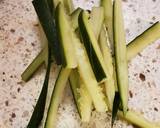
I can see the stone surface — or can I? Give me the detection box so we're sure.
[0,0,160,128]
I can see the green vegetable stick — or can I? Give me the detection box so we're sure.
[113,0,129,114]
[101,0,114,53]
[90,7,104,40]
[118,110,160,128]
[99,26,115,110]
[127,22,160,60]
[45,68,71,128]
[21,46,48,82]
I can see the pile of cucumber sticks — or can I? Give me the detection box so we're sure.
[21,0,160,128]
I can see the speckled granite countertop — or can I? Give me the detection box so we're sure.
[0,0,160,128]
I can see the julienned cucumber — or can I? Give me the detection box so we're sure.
[45,68,71,128]
[69,69,92,122]
[32,0,61,65]
[55,3,77,68]
[90,7,104,40]
[113,0,129,114]
[127,22,160,60]
[78,11,107,83]
[73,31,107,112]
[21,46,48,82]
[27,47,51,128]
[22,16,160,84]
[99,26,115,110]
[21,8,81,81]
[118,110,160,128]
[69,69,81,118]
[101,0,114,53]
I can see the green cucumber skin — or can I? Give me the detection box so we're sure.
[78,11,106,83]
[113,0,129,114]
[55,3,77,68]
[32,0,61,65]
[111,92,121,126]
[27,48,51,128]
[47,0,54,15]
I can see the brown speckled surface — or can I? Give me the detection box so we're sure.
[0,0,160,128]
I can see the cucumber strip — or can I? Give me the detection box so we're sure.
[55,3,77,68]
[27,47,51,128]
[21,46,48,82]
[73,31,108,112]
[99,26,119,125]
[78,11,107,83]
[127,22,160,60]
[101,0,114,53]
[70,69,92,122]
[70,8,82,30]
[118,110,160,128]
[69,69,81,118]
[21,8,81,81]
[99,26,115,110]
[78,79,92,122]
[45,68,71,128]
[32,0,61,65]
[90,7,104,40]
[113,0,129,114]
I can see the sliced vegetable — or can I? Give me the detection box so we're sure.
[101,0,114,53]
[78,79,92,122]
[127,22,160,60]
[27,47,51,128]
[113,0,129,114]
[111,92,121,127]
[69,69,81,118]
[70,8,82,30]
[99,26,115,110]
[45,68,71,128]
[32,0,61,64]
[118,110,160,128]
[21,46,48,82]
[90,7,104,40]
[73,31,107,112]
[55,3,77,68]
[21,21,160,83]
[78,11,107,83]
